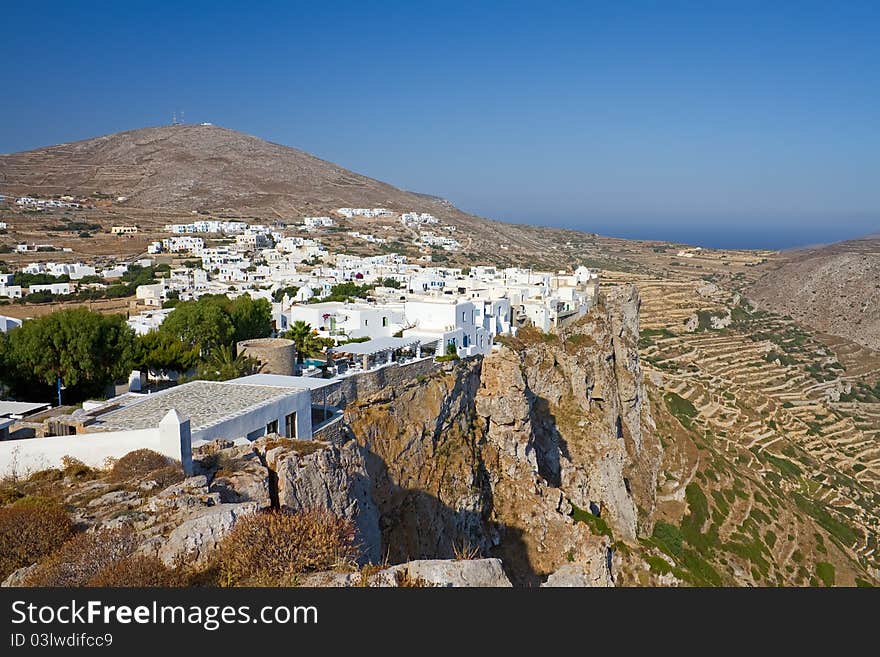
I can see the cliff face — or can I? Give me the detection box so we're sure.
[343,285,661,585]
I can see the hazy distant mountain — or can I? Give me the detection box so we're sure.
[0,124,460,218]
[749,237,880,350]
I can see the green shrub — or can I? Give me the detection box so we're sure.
[815,561,835,587]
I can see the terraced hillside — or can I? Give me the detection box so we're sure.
[607,273,879,586]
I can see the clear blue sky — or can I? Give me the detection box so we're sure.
[2,1,878,248]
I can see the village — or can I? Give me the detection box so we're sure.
[0,200,599,476]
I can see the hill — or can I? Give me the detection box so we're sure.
[0,124,453,218]
[748,237,880,350]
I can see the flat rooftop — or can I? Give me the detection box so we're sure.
[230,374,337,390]
[92,381,306,432]
[0,401,52,419]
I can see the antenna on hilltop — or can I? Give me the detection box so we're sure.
[172,111,178,126]
[180,110,185,124]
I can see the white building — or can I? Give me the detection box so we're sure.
[0,284,23,299]
[303,216,334,229]
[30,282,71,296]
[126,308,174,336]
[86,380,313,445]
[336,208,392,219]
[400,212,439,226]
[135,282,165,308]
[403,298,491,357]
[165,220,248,235]
[235,230,271,251]
[161,236,205,254]
[289,301,404,341]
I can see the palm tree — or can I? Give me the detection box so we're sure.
[196,344,258,381]
[285,321,316,363]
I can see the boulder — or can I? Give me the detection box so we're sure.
[158,502,258,567]
[542,560,613,587]
[263,440,381,563]
[374,559,513,587]
[1,564,38,588]
[207,446,271,507]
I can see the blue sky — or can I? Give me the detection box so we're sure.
[2,1,878,248]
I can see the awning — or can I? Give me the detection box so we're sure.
[334,336,421,356]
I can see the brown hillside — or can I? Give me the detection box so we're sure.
[0,124,445,217]
[749,238,880,351]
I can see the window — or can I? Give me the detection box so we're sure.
[285,412,297,438]
[266,420,278,435]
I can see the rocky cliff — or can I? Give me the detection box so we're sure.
[343,285,661,585]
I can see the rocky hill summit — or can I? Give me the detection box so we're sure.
[0,124,462,219]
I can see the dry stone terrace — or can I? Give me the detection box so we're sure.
[91,381,305,432]
[605,270,880,578]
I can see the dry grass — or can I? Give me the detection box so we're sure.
[86,555,182,587]
[452,540,482,561]
[107,449,184,487]
[0,498,75,581]
[23,528,139,587]
[60,456,99,481]
[393,569,429,587]
[217,508,358,586]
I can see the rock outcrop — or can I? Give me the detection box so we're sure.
[300,558,513,587]
[343,286,661,585]
[157,502,259,566]
[542,561,614,587]
[372,558,513,587]
[258,439,382,564]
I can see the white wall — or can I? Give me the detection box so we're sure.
[0,410,192,478]
[192,392,312,445]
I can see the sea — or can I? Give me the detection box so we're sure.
[550,220,879,251]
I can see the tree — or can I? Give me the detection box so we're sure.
[229,295,273,344]
[193,344,258,381]
[2,308,136,402]
[159,298,235,356]
[317,282,374,303]
[272,285,300,303]
[284,321,316,363]
[159,294,271,356]
[134,332,199,377]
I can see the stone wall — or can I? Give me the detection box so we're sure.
[312,415,347,444]
[237,338,296,375]
[310,357,442,409]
